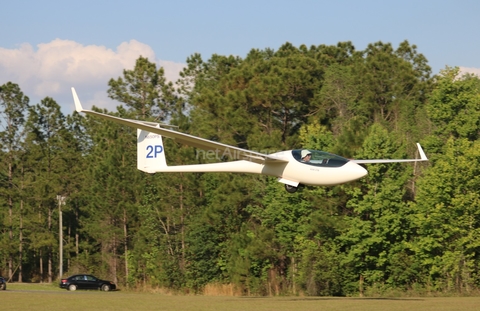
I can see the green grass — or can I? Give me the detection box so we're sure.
[6,282,62,291]
[2,284,480,311]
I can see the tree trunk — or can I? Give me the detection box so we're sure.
[359,274,364,297]
[112,232,118,285]
[39,250,43,283]
[179,180,185,270]
[75,208,79,256]
[8,162,13,280]
[124,208,129,288]
[48,207,53,283]
[18,199,23,282]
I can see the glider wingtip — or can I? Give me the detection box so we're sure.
[71,87,84,113]
[417,143,428,161]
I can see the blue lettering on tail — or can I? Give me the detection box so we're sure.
[146,145,163,158]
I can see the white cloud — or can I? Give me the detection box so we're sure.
[0,39,185,114]
[459,66,480,77]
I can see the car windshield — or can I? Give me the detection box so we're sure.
[292,149,349,167]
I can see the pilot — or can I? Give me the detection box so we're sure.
[301,150,312,162]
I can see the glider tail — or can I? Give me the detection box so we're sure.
[137,129,167,173]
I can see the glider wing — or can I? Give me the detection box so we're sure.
[351,143,428,164]
[72,88,287,164]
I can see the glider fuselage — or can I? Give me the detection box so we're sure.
[142,150,368,187]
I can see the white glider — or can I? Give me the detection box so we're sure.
[72,88,428,193]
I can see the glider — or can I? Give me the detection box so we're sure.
[72,88,428,193]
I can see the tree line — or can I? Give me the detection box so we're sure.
[1,40,480,296]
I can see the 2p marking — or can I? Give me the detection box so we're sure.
[146,145,163,158]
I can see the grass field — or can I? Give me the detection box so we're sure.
[2,283,480,311]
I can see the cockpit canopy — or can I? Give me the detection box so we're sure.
[292,149,349,167]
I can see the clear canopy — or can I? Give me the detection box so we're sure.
[292,149,349,167]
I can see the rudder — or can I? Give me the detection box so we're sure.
[137,129,167,173]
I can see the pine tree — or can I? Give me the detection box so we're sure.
[0,82,29,281]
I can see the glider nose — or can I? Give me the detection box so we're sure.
[348,161,368,181]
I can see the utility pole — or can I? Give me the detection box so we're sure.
[57,195,66,279]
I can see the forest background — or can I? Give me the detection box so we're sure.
[1,40,480,297]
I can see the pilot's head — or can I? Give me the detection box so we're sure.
[301,150,311,160]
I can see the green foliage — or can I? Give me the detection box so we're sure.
[337,125,417,293]
[108,56,176,120]
[427,67,480,141]
[410,138,480,292]
[298,121,335,151]
[0,82,30,279]
[3,40,480,297]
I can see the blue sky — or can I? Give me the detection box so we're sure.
[1,0,479,114]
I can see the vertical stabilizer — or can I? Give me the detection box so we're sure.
[137,129,167,173]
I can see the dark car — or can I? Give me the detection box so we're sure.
[0,277,6,290]
[59,274,116,291]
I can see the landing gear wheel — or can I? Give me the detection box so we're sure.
[285,184,298,193]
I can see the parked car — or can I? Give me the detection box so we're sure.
[59,274,116,291]
[0,277,6,290]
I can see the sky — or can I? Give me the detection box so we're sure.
[1,0,479,115]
